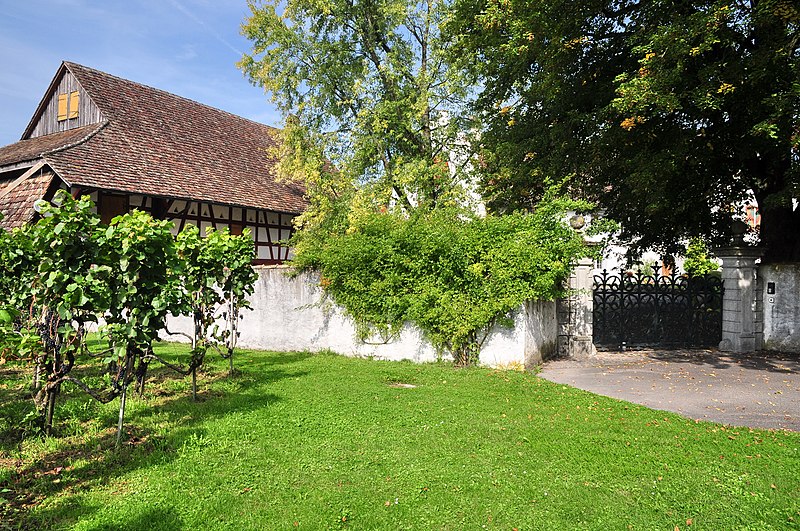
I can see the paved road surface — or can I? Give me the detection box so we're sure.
[539,349,800,431]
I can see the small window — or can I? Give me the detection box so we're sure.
[56,91,80,121]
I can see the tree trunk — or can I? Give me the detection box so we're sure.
[43,384,58,436]
[136,360,149,398]
[227,300,236,376]
[192,310,199,400]
[115,348,137,448]
[32,356,44,393]
[43,343,63,436]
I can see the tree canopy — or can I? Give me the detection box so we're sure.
[240,0,475,220]
[239,0,603,365]
[449,0,800,262]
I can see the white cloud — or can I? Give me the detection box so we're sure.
[175,43,199,61]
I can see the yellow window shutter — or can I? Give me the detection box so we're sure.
[57,94,68,121]
[68,91,80,119]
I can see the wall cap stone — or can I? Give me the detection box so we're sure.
[713,246,765,258]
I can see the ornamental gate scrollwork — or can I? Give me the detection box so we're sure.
[592,270,723,350]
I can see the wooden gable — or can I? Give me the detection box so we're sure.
[24,68,103,140]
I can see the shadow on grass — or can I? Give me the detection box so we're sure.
[86,506,186,531]
[14,493,186,531]
[0,349,316,529]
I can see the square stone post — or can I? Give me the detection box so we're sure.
[557,215,598,359]
[715,246,763,353]
[558,255,596,359]
[570,256,596,359]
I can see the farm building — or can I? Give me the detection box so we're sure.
[0,61,306,264]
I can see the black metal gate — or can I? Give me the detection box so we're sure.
[593,270,723,350]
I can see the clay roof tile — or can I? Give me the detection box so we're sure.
[0,62,307,215]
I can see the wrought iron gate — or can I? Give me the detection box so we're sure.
[593,270,723,350]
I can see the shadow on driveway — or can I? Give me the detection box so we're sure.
[539,349,800,431]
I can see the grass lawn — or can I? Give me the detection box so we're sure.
[1,343,798,530]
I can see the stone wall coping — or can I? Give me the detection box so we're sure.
[253,264,294,270]
[713,246,765,258]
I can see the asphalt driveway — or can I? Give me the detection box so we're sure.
[539,349,800,431]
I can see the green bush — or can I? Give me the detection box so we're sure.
[684,238,720,277]
[293,192,601,366]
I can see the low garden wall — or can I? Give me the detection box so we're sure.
[166,266,558,368]
[759,263,800,353]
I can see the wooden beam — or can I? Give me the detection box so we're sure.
[0,160,47,202]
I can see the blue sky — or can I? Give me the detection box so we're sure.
[0,0,281,146]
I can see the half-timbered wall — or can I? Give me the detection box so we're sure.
[162,198,295,263]
[28,72,103,139]
[84,190,296,265]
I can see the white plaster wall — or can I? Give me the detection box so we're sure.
[165,266,558,367]
[759,264,800,353]
[524,299,558,367]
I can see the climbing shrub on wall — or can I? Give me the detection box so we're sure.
[292,191,604,366]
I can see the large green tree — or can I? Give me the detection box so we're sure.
[239,0,605,365]
[450,0,800,262]
[239,0,474,224]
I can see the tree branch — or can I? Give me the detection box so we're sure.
[163,325,193,343]
[62,376,121,404]
[141,352,193,376]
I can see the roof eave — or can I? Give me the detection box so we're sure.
[0,159,41,175]
[64,183,304,216]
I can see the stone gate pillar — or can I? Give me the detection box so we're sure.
[715,244,764,353]
[571,256,596,358]
[558,255,596,359]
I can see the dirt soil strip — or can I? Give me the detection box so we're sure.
[539,349,800,431]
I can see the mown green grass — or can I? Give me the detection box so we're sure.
[1,343,798,530]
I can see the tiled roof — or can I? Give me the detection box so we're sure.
[0,124,103,167]
[0,170,55,229]
[0,62,307,215]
